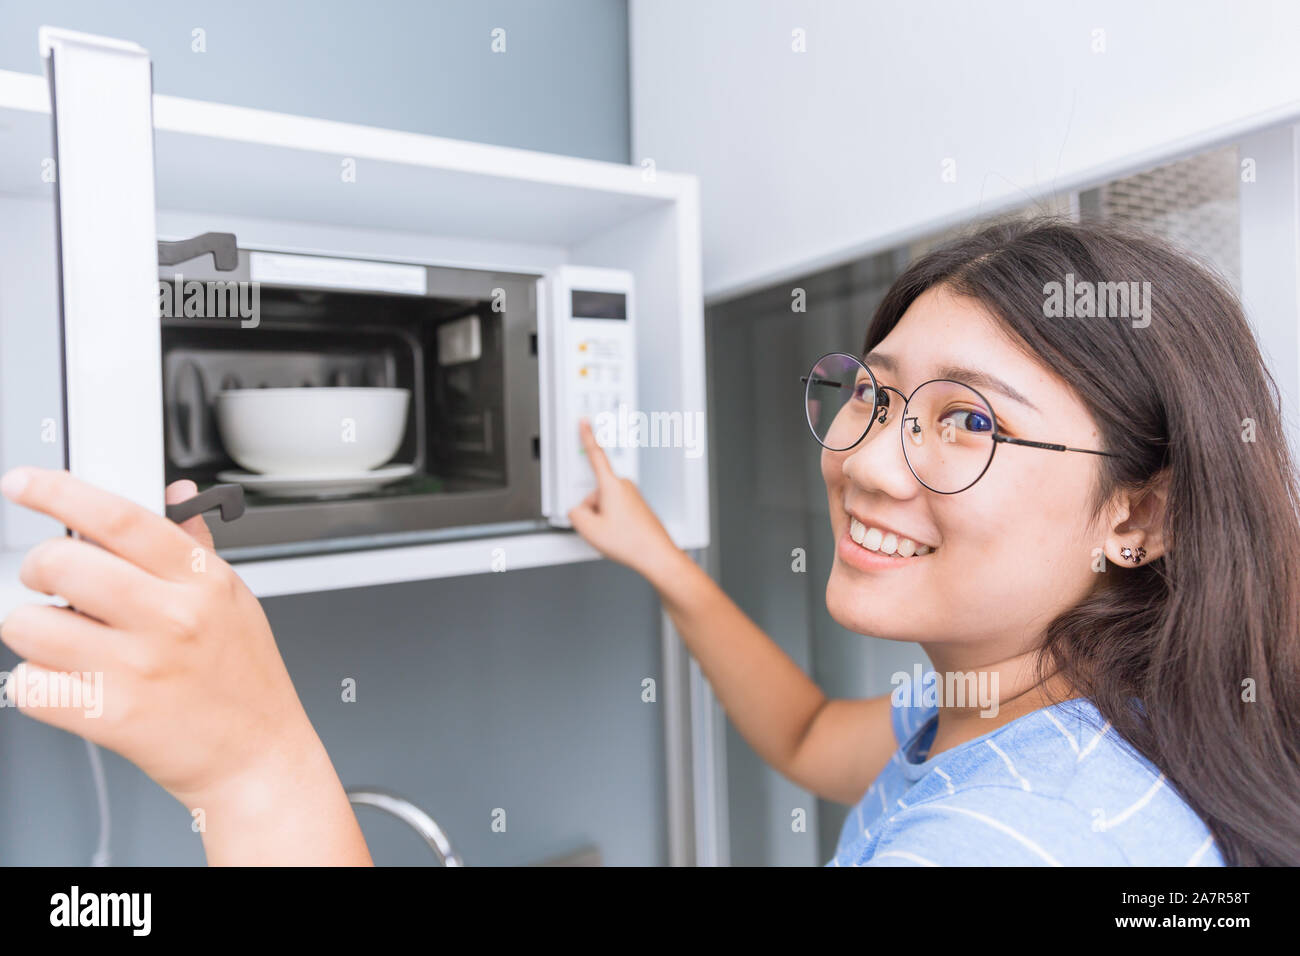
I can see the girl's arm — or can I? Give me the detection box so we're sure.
[0,469,373,865]
[567,422,896,805]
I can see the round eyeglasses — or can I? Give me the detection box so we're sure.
[801,351,1118,494]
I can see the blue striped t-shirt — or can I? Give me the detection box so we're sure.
[827,671,1224,866]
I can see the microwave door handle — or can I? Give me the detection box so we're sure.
[158,232,239,270]
[165,482,246,525]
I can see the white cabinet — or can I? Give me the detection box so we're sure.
[630,0,1300,300]
[0,30,708,615]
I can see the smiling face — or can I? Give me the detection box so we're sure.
[823,284,1111,658]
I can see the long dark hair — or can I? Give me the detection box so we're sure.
[864,215,1300,865]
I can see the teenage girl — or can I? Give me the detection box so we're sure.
[4,217,1297,864]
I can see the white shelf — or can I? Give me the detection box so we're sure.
[0,68,684,244]
[234,530,600,598]
[0,514,699,618]
[0,532,597,620]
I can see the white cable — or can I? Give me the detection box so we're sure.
[84,737,111,867]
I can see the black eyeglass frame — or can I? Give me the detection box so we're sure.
[801,351,1119,494]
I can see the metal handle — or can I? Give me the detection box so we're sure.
[166,483,245,525]
[158,232,238,271]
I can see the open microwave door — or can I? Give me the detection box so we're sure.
[41,27,165,516]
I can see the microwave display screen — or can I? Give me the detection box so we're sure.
[570,289,626,320]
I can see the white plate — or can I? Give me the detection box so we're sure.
[217,464,416,498]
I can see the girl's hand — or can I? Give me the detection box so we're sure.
[566,419,683,579]
[0,468,322,813]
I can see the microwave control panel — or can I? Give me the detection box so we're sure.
[542,266,638,527]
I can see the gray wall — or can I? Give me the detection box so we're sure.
[0,0,629,163]
[0,0,666,867]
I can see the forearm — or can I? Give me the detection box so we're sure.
[185,719,373,866]
[644,547,829,777]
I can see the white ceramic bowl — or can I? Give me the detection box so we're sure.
[214,387,410,476]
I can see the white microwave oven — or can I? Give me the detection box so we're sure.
[126,243,640,558]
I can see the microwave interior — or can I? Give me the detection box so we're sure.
[159,259,544,559]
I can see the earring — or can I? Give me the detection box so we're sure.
[1119,546,1147,564]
